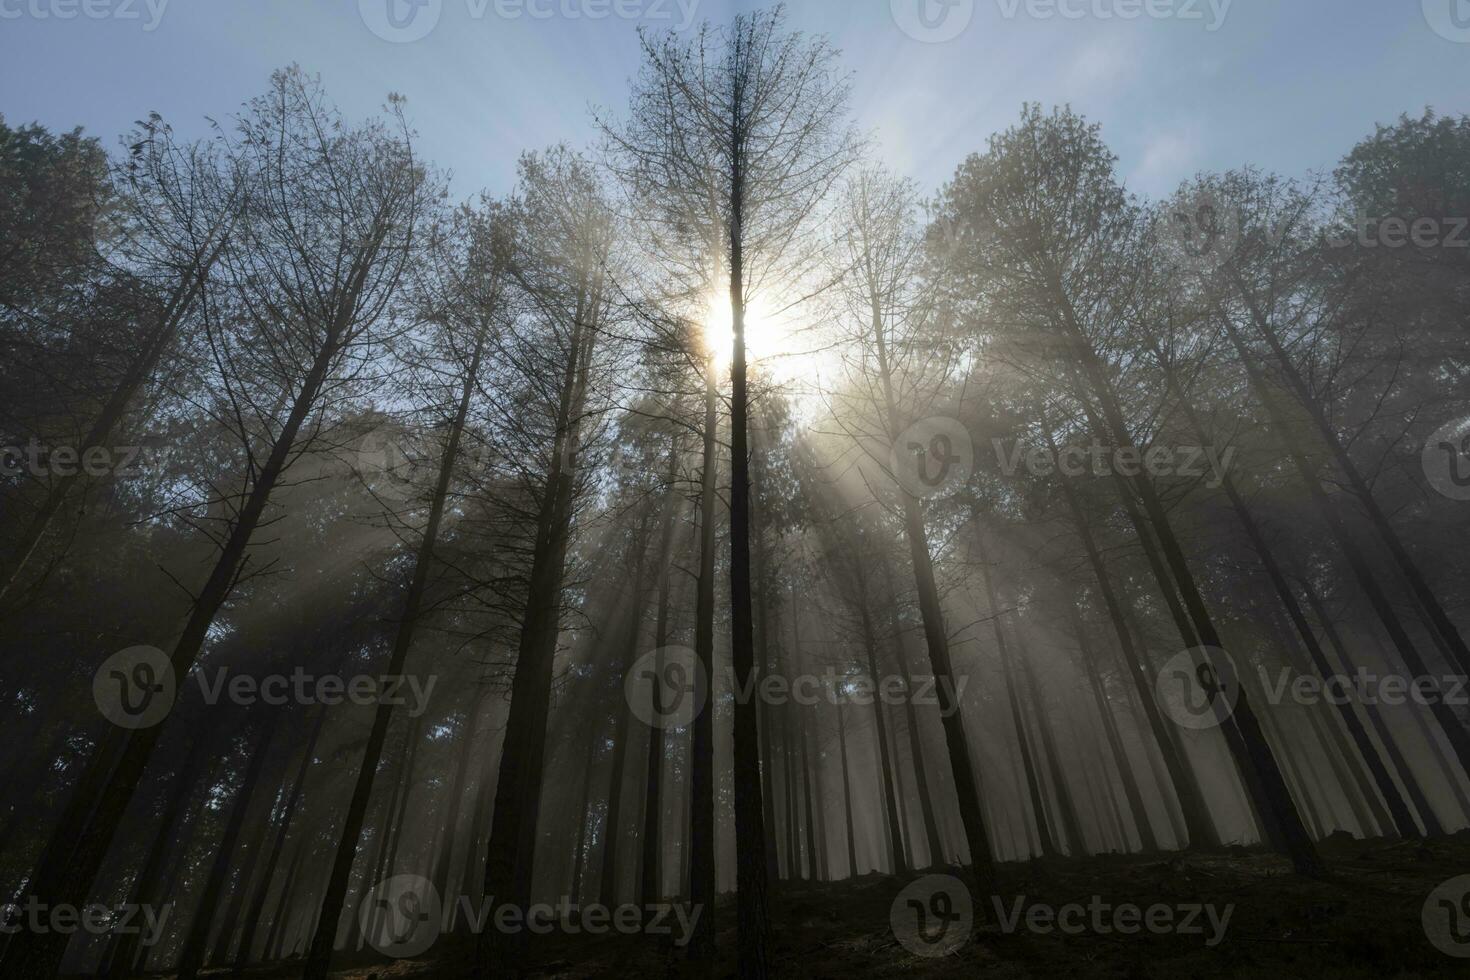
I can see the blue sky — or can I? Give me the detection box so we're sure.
[1,0,1467,202]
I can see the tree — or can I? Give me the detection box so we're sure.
[1,67,433,978]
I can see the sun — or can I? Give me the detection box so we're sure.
[702,290,783,372]
[699,289,842,418]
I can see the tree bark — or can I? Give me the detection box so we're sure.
[176,713,280,979]
[305,325,487,979]
[685,353,719,961]
[233,702,327,972]
[2,323,342,979]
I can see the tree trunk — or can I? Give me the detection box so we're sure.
[598,512,652,908]
[881,561,947,868]
[233,702,327,972]
[264,822,309,962]
[974,551,1060,858]
[1069,602,1160,852]
[640,440,683,907]
[478,264,602,975]
[1051,321,1321,871]
[726,147,773,977]
[853,581,907,874]
[176,714,280,979]
[571,723,599,905]
[101,731,211,978]
[685,353,719,961]
[2,322,343,979]
[305,325,487,979]
[1233,279,1470,675]
[1217,313,1470,777]
[431,690,486,904]
[834,698,859,877]
[0,226,229,607]
[1046,435,1218,850]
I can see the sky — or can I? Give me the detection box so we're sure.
[1,0,1467,204]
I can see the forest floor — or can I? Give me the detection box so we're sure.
[184,830,1470,979]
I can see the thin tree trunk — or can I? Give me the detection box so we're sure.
[1232,281,1470,675]
[264,825,309,962]
[834,698,859,877]
[1069,601,1159,852]
[305,325,487,979]
[233,702,327,972]
[684,352,720,960]
[1161,349,1415,839]
[640,440,682,908]
[3,321,344,979]
[571,724,599,905]
[853,581,907,874]
[727,146,772,975]
[598,512,652,908]
[479,264,602,975]
[753,535,782,887]
[431,690,486,903]
[176,714,280,979]
[1217,312,1470,777]
[792,597,820,880]
[0,226,230,607]
[881,563,946,868]
[101,732,211,979]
